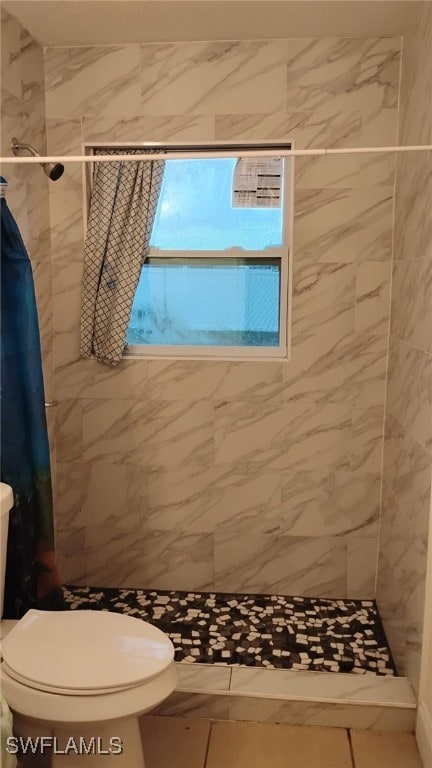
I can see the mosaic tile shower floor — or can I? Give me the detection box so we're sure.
[64,586,396,676]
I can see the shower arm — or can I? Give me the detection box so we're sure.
[10,137,65,181]
[11,138,39,158]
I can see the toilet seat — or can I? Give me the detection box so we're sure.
[1,609,174,696]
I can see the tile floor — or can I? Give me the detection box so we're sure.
[64,586,396,675]
[139,716,424,768]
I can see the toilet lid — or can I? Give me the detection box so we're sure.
[2,610,174,695]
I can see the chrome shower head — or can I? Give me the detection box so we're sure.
[11,137,65,181]
[42,162,65,181]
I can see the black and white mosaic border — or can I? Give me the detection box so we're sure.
[63,586,396,676]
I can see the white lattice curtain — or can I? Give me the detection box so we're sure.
[80,149,165,366]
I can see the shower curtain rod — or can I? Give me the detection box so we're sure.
[1,144,432,164]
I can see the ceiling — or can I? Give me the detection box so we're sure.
[2,0,422,46]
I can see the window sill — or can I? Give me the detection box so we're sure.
[122,348,289,364]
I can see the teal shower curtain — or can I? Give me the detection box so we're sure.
[0,177,64,618]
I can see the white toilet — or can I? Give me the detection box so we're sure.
[0,483,178,767]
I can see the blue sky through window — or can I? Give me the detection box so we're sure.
[150,158,283,251]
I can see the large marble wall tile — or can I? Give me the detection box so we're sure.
[52,261,83,337]
[214,400,351,470]
[31,260,53,358]
[82,114,215,143]
[285,38,400,111]
[50,190,85,262]
[143,400,214,468]
[386,339,432,455]
[56,399,82,462]
[147,360,283,403]
[292,109,398,186]
[291,263,356,336]
[294,155,361,190]
[49,194,82,368]
[378,482,410,578]
[147,464,281,535]
[398,3,432,145]
[283,334,386,406]
[404,614,425,699]
[215,111,312,143]
[358,153,395,188]
[26,181,51,262]
[81,397,214,468]
[383,414,431,549]
[350,405,384,472]
[214,531,347,597]
[56,359,148,402]
[391,257,432,354]
[19,30,47,154]
[377,482,429,691]
[294,188,393,263]
[81,462,148,528]
[55,462,89,529]
[393,153,432,262]
[1,8,22,106]
[280,469,380,538]
[296,154,393,192]
[147,465,220,532]
[377,552,408,674]
[395,545,428,696]
[215,108,362,148]
[85,527,213,590]
[347,538,377,598]
[360,109,398,146]
[355,262,391,336]
[81,398,148,464]
[46,118,83,191]
[56,527,86,585]
[146,361,227,401]
[45,45,141,118]
[140,41,286,115]
[54,330,81,370]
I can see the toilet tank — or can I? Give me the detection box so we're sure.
[0,484,13,618]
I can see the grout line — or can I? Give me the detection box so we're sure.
[347,729,357,768]
[203,720,214,768]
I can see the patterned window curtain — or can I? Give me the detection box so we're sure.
[80,150,165,366]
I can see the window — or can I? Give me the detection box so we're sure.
[90,143,292,359]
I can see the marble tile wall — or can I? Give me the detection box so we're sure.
[43,36,401,596]
[376,2,432,696]
[0,11,56,476]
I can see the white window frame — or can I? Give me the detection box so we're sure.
[84,142,294,362]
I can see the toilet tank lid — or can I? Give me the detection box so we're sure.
[0,484,13,517]
[2,609,174,692]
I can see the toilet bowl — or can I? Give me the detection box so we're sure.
[0,483,177,765]
[1,609,178,767]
